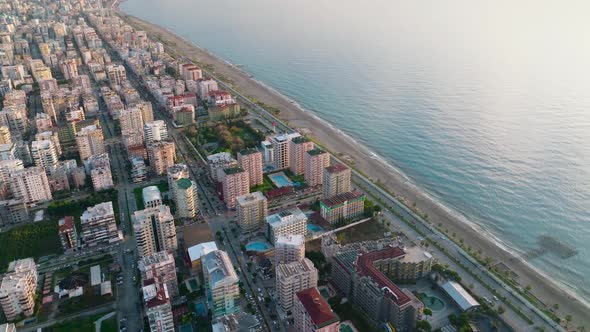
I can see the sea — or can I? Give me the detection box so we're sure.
[120,0,590,303]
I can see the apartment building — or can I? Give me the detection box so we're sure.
[294,287,340,332]
[276,258,318,312]
[202,250,240,318]
[207,152,237,182]
[304,149,330,187]
[0,258,38,321]
[9,166,52,205]
[275,234,305,265]
[120,107,145,134]
[144,120,168,144]
[265,207,307,244]
[30,139,58,172]
[322,164,351,199]
[76,124,105,160]
[237,148,263,186]
[132,205,177,258]
[142,186,163,208]
[289,136,314,176]
[138,251,178,297]
[80,202,119,247]
[236,191,268,233]
[319,190,366,224]
[58,216,79,252]
[142,281,175,332]
[147,141,176,176]
[221,167,249,209]
[174,178,198,219]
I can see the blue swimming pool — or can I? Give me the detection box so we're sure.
[246,241,272,252]
[268,172,293,188]
[307,224,323,233]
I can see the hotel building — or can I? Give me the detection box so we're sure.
[236,191,268,233]
[320,190,366,224]
[202,250,240,317]
[289,136,314,176]
[237,148,263,186]
[294,287,340,332]
[322,164,351,199]
[0,258,38,321]
[266,207,307,244]
[276,258,318,312]
[304,149,330,187]
[275,234,305,265]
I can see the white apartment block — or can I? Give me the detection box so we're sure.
[276,258,318,311]
[148,141,176,176]
[106,64,126,86]
[9,166,52,205]
[269,132,302,170]
[174,178,198,219]
[91,167,114,191]
[35,130,62,157]
[144,120,168,144]
[221,167,249,209]
[31,139,58,172]
[304,149,330,187]
[275,234,305,265]
[207,152,237,182]
[167,163,189,200]
[0,258,38,322]
[132,205,177,258]
[236,191,268,233]
[322,164,352,199]
[120,107,145,134]
[80,202,119,247]
[202,250,240,318]
[76,124,105,160]
[143,186,162,208]
[197,79,219,99]
[265,207,307,244]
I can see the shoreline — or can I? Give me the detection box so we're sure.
[118,11,590,327]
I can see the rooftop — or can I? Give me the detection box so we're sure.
[291,136,310,144]
[58,216,75,232]
[202,250,238,287]
[266,207,307,228]
[239,148,260,156]
[176,178,193,190]
[236,191,266,205]
[296,287,339,328]
[223,167,245,175]
[276,258,316,279]
[320,190,365,208]
[440,281,479,311]
[276,234,305,247]
[307,148,326,156]
[187,241,218,262]
[325,163,349,174]
[142,186,162,203]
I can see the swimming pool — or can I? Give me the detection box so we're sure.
[307,223,323,233]
[268,172,293,188]
[246,241,272,252]
[418,293,445,311]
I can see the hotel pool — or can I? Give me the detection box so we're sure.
[246,241,272,252]
[418,293,445,311]
[268,172,293,188]
[307,223,323,233]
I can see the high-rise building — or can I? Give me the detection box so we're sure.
[136,101,154,123]
[320,190,366,225]
[106,64,126,86]
[60,59,79,80]
[322,164,351,199]
[9,166,52,205]
[276,258,318,312]
[142,281,175,332]
[76,124,105,160]
[275,234,305,265]
[0,258,38,321]
[221,167,249,209]
[289,137,314,176]
[0,126,11,144]
[132,205,177,258]
[34,113,54,133]
[130,156,147,183]
[58,216,79,252]
[31,139,59,171]
[0,323,16,332]
[202,250,240,318]
[147,141,176,176]
[142,186,163,208]
[294,287,340,332]
[269,134,291,170]
[207,152,237,182]
[265,207,307,244]
[167,163,189,201]
[304,149,330,187]
[236,191,268,233]
[35,130,62,157]
[80,202,119,247]
[144,120,168,144]
[237,148,263,186]
[174,178,198,219]
[91,166,114,191]
[120,107,144,134]
[196,79,219,99]
[138,251,178,297]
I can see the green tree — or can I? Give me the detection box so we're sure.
[497,305,505,315]
[416,320,432,331]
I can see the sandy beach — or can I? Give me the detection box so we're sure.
[119,12,589,328]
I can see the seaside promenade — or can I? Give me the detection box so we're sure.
[115,9,588,330]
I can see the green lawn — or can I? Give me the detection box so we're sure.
[101,316,118,332]
[47,190,120,227]
[250,174,275,193]
[133,181,169,210]
[0,220,62,271]
[49,314,104,332]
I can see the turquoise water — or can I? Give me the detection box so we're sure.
[418,293,446,311]
[121,0,590,302]
[268,172,293,188]
[246,241,272,252]
[307,223,323,233]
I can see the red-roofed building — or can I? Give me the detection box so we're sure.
[142,280,175,332]
[319,190,365,224]
[58,216,78,251]
[294,287,339,332]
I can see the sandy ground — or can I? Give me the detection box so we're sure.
[120,13,589,328]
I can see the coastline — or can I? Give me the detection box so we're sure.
[118,11,590,327]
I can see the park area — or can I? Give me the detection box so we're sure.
[186,120,265,154]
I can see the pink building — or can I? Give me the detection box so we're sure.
[294,287,340,332]
[304,149,330,187]
[290,137,314,176]
[221,167,249,209]
[237,148,263,186]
